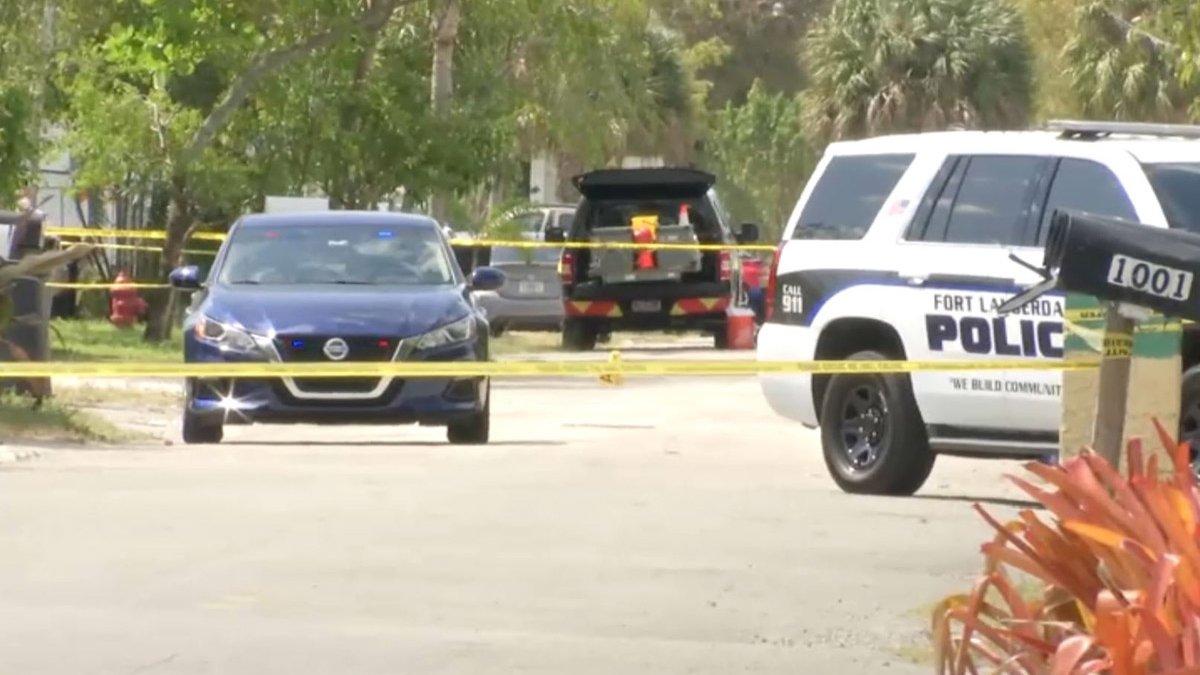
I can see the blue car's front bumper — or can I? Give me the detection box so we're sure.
[185,339,487,427]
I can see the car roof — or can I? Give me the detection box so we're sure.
[828,127,1200,164]
[235,210,440,229]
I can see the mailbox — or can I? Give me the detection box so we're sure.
[1042,209,1200,322]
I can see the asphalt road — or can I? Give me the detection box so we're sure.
[0,347,1039,675]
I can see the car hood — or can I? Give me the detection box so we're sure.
[200,285,471,337]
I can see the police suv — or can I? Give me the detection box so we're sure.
[756,120,1200,496]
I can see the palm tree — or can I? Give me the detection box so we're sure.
[801,0,1034,141]
[1063,0,1197,122]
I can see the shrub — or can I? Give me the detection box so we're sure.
[933,419,1200,674]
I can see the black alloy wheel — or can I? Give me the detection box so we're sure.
[819,350,936,496]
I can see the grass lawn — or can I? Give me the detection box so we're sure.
[45,319,704,363]
[0,392,142,444]
[50,319,181,362]
[48,319,567,361]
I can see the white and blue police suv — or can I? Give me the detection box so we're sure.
[756,120,1200,496]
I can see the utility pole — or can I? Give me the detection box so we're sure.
[28,0,56,205]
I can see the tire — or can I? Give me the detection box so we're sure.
[713,324,730,350]
[448,379,490,445]
[182,409,223,445]
[1178,366,1200,479]
[818,349,935,496]
[562,319,597,351]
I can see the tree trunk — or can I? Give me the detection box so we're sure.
[142,175,191,343]
[428,0,461,224]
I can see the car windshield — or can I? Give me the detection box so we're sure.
[217,222,457,286]
[1143,162,1200,235]
[490,245,561,265]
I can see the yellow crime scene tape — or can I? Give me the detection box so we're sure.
[0,357,1103,379]
[81,242,217,256]
[47,227,227,242]
[46,227,778,252]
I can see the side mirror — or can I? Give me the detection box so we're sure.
[736,223,761,244]
[470,266,506,292]
[544,226,566,243]
[169,265,202,290]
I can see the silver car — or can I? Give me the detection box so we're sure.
[474,243,564,336]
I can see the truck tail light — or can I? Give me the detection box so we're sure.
[765,242,784,321]
[558,250,575,284]
[719,249,732,282]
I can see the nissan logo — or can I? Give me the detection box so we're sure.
[323,337,350,361]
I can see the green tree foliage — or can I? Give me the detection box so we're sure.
[649,0,832,107]
[1063,0,1199,121]
[58,0,405,340]
[704,79,812,239]
[0,0,46,203]
[0,86,36,204]
[801,0,1034,141]
[1011,0,1080,120]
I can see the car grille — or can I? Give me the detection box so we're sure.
[273,335,400,398]
[274,335,397,362]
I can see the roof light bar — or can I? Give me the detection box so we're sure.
[1047,119,1200,140]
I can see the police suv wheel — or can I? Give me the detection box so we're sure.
[1178,366,1200,479]
[818,350,935,496]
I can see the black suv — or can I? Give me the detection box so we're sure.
[547,167,760,350]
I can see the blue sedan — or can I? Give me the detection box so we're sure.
[167,211,506,445]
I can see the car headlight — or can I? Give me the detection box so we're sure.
[194,315,262,354]
[413,315,476,351]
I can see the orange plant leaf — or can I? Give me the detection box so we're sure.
[1077,659,1114,674]
[982,542,1059,588]
[1010,474,1089,523]
[1050,635,1096,675]
[1151,417,1193,488]
[1064,520,1130,549]
[1082,453,1170,553]
[1095,602,1136,674]
[1129,437,1147,480]
[1143,610,1184,672]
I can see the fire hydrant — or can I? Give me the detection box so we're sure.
[109,270,147,329]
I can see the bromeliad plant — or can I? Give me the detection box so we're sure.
[933,420,1200,675]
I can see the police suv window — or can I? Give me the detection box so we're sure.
[1143,163,1200,235]
[937,155,1044,246]
[790,154,914,240]
[1037,158,1137,245]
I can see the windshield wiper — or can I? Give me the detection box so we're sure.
[227,279,261,285]
[329,280,376,285]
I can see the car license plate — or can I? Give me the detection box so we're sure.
[518,281,545,294]
[631,300,661,313]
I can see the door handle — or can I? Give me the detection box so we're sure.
[901,274,927,286]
